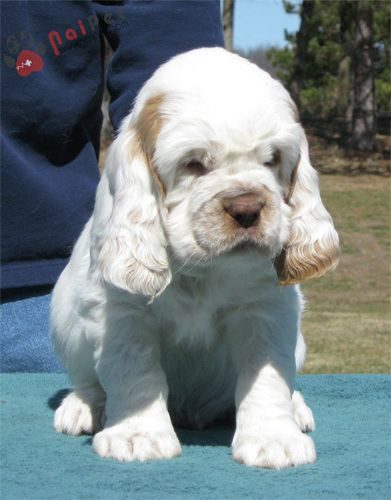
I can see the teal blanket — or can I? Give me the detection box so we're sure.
[1,374,389,499]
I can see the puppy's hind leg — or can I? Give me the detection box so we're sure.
[52,325,106,436]
[292,390,315,433]
[52,311,106,435]
[54,383,106,436]
[51,282,106,435]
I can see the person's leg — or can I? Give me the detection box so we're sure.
[1,286,64,372]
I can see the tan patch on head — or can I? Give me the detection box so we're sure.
[133,94,166,196]
[135,94,165,159]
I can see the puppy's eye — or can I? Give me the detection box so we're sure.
[264,151,281,168]
[185,160,207,176]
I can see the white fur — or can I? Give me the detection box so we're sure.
[51,48,338,469]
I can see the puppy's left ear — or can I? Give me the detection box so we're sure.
[274,133,339,285]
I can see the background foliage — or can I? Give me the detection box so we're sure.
[267,0,390,120]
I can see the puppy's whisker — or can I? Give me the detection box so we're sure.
[181,253,206,275]
[173,252,199,275]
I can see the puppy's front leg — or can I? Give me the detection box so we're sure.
[92,312,181,462]
[231,318,316,469]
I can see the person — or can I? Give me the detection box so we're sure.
[1,0,224,372]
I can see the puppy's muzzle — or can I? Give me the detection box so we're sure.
[223,194,265,229]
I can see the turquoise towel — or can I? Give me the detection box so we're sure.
[1,374,389,499]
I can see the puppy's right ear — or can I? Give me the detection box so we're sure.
[92,105,171,298]
[274,132,339,285]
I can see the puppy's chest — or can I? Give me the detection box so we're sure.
[155,283,223,346]
[153,266,265,347]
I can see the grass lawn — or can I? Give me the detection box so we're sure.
[301,174,390,373]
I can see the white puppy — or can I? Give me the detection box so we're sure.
[51,48,339,469]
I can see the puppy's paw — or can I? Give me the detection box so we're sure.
[292,390,316,433]
[232,428,316,469]
[92,426,182,462]
[54,390,104,436]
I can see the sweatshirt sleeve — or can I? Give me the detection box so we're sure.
[93,0,224,130]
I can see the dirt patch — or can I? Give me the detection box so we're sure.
[308,134,390,176]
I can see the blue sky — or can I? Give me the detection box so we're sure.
[230,0,300,50]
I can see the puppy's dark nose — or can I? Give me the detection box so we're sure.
[223,194,264,229]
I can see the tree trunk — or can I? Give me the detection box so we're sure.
[289,0,315,110]
[339,0,355,134]
[351,1,376,151]
[223,0,235,52]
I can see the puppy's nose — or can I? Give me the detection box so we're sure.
[223,194,264,229]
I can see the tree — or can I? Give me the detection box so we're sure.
[339,0,355,131]
[267,0,389,151]
[289,0,315,109]
[223,0,235,51]
[268,0,343,118]
[350,1,377,151]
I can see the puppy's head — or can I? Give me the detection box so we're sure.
[97,48,339,297]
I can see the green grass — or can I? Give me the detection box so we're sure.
[300,175,390,373]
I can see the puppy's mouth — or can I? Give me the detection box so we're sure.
[224,236,271,257]
[200,228,273,260]
[230,239,258,251]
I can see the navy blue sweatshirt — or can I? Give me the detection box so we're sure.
[1,0,224,290]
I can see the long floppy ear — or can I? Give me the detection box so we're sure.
[274,133,339,285]
[94,97,171,298]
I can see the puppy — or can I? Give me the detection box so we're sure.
[51,48,339,469]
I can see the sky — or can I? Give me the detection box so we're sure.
[231,0,300,50]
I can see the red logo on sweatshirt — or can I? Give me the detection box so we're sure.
[16,50,44,77]
[6,12,128,77]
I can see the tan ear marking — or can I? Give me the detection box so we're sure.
[274,241,339,286]
[133,93,167,196]
[284,155,300,204]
